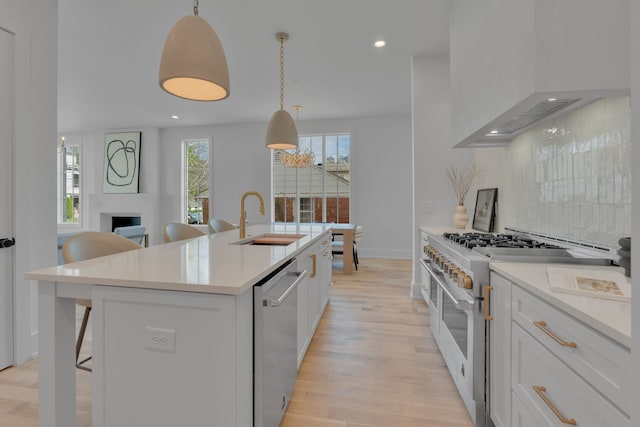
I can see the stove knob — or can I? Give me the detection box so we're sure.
[458,274,473,289]
[451,268,461,280]
[448,265,456,277]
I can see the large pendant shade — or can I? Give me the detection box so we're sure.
[266,109,298,150]
[159,15,230,101]
[265,32,298,150]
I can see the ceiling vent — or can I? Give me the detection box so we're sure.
[492,98,581,135]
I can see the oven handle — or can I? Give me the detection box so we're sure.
[420,258,473,311]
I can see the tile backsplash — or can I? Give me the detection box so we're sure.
[474,96,631,248]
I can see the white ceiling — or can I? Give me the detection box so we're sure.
[58,0,452,133]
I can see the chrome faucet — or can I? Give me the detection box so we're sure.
[240,191,265,239]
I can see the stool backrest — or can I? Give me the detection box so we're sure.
[162,222,205,243]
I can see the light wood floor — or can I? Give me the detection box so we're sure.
[0,258,472,427]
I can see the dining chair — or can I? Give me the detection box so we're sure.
[162,222,205,243]
[208,218,237,234]
[62,231,142,371]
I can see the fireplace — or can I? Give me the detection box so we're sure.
[89,193,160,245]
[110,216,141,232]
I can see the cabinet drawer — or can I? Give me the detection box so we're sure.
[511,286,630,415]
[512,391,551,427]
[512,323,630,427]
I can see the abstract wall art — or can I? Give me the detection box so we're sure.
[103,131,141,193]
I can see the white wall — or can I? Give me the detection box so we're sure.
[411,54,473,297]
[64,115,412,257]
[1,0,58,363]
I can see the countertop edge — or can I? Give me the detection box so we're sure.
[490,262,631,349]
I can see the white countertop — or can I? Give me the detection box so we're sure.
[26,224,332,296]
[490,262,631,348]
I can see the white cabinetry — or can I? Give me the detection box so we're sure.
[317,234,332,310]
[488,273,511,427]
[489,272,630,427]
[450,0,629,147]
[92,286,253,427]
[296,246,313,367]
[297,231,332,367]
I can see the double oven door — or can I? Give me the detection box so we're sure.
[420,257,478,423]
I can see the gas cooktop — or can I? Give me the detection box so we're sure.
[442,232,563,250]
[442,232,613,265]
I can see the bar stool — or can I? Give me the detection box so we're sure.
[62,232,142,371]
[207,218,237,234]
[162,222,205,242]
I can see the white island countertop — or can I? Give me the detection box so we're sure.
[490,262,631,348]
[26,223,332,295]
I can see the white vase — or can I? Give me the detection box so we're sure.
[453,204,469,229]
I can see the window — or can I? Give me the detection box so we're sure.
[273,133,350,223]
[183,139,209,224]
[57,144,81,224]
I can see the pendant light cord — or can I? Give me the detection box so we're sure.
[279,35,285,110]
[193,0,199,16]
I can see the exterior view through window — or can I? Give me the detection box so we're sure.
[273,133,350,223]
[57,144,80,224]
[183,139,209,225]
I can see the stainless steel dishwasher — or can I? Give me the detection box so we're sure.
[254,258,307,427]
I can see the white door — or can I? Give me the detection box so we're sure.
[0,27,15,370]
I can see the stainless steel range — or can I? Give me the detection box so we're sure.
[419,228,613,427]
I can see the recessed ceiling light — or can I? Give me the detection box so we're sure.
[489,130,499,134]
[374,40,386,48]
[547,98,557,102]
[171,115,179,119]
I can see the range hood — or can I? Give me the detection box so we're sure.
[452,90,626,148]
[449,0,629,149]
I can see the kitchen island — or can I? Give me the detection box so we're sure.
[25,223,332,427]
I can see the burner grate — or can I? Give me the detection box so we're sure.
[443,232,563,250]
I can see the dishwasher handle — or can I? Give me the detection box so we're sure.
[267,270,308,307]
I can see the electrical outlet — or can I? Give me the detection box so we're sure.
[145,327,176,352]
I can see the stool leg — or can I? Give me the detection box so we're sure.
[76,306,93,372]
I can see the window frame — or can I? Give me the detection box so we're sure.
[57,142,81,226]
[271,132,351,224]
[181,138,211,225]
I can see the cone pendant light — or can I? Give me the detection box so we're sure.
[159,0,230,101]
[266,33,298,150]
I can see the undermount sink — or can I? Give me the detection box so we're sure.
[232,234,306,246]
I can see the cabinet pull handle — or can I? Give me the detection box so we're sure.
[483,285,493,320]
[310,254,317,278]
[532,385,577,425]
[533,321,577,348]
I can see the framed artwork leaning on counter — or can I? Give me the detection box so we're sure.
[472,188,497,232]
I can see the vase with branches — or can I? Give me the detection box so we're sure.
[447,164,479,228]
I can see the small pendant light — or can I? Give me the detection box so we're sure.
[266,32,298,150]
[159,0,230,101]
